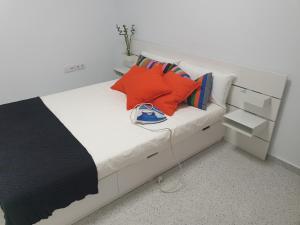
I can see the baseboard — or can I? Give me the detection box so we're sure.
[267,154,300,176]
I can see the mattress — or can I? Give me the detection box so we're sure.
[41,80,225,179]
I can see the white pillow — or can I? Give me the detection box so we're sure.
[178,62,210,80]
[141,51,180,64]
[178,61,236,108]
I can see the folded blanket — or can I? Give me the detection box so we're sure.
[0,98,98,225]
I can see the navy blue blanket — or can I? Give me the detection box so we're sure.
[0,98,98,225]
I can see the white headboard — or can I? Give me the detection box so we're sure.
[132,39,287,159]
[132,39,286,98]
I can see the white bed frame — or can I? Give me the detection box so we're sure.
[0,39,287,225]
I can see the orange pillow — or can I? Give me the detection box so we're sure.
[111,65,147,94]
[152,71,201,116]
[124,64,171,110]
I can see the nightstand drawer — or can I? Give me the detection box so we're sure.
[225,128,269,160]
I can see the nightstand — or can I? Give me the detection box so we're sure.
[113,66,130,76]
[223,107,270,160]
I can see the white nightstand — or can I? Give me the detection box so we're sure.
[223,108,270,160]
[114,66,130,76]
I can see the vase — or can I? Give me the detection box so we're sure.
[123,54,138,68]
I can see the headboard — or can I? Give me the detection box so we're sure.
[132,39,288,159]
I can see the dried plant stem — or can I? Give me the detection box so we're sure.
[116,24,136,56]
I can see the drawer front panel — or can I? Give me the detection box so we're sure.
[174,122,225,161]
[37,174,119,225]
[118,147,173,195]
[225,129,269,160]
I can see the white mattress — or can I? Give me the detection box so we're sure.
[42,80,225,179]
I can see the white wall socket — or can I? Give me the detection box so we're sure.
[64,64,86,73]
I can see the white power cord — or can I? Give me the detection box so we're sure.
[130,104,184,193]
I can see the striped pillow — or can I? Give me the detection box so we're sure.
[136,55,176,73]
[187,73,213,110]
[170,66,191,79]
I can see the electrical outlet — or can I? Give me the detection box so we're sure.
[64,64,86,73]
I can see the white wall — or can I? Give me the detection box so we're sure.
[0,0,117,104]
[115,0,300,168]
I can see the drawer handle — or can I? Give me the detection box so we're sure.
[202,126,210,131]
[147,152,159,159]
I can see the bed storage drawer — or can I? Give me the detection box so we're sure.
[118,148,174,195]
[36,174,119,225]
[118,121,224,195]
[174,121,225,161]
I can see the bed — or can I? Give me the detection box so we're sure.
[0,80,225,225]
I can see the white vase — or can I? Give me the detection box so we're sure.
[123,54,138,68]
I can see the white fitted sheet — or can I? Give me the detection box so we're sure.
[41,80,225,179]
